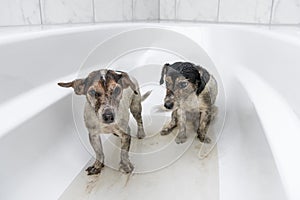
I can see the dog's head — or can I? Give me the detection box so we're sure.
[159,62,209,110]
[58,69,138,124]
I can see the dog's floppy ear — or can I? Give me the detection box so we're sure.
[58,79,86,95]
[196,69,210,95]
[159,63,169,85]
[114,70,138,95]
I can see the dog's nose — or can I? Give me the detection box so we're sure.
[164,101,174,109]
[102,110,115,124]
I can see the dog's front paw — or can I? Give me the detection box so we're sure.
[197,134,211,143]
[137,127,145,139]
[175,133,187,144]
[160,128,172,136]
[85,162,104,175]
[119,161,134,174]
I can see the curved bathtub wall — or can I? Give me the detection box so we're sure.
[0,26,128,100]
[236,67,300,200]
[0,24,299,200]
[191,26,300,200]
[0,95,89,200]
[197,26,300,118]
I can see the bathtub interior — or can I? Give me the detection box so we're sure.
[70,28,226,174]
[0,26,128,105]
[1,24,299,200]
[59,75,287,200]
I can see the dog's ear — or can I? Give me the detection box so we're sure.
[159,63,169,85]
[58,79,86,95]
[196,69,210,95]
[114,70,138,95]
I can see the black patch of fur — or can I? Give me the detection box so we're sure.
[196,66,210,95]
[165,62,210,95]
[167,62,200,84]
[107,70,123,84]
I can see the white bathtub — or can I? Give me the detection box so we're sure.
[0,23,300,200]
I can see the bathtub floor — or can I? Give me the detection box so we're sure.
[59,128,220,200]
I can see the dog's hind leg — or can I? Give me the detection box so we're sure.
[211,105,218,122]
[86,131,105,175]
[197,108,212,143]
[160,109,178,135]
[130,95,146,139]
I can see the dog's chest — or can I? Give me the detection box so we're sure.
[180,94,200,111]
[115,88,133,126]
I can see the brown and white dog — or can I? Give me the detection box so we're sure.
[58,69,150,175]
[159,62,218,144]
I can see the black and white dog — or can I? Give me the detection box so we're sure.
[159,62,218,144]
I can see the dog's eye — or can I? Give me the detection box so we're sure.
[178,82,188,88]
[113,86,121,96]
[89,90,96,96]
[89,90,101,98]
[95,92,101,98]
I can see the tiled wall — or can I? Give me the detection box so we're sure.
[0,0,299,26]
[161,0,300,24]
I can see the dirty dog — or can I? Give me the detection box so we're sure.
[159,62,218,144]
[58,69,150,175]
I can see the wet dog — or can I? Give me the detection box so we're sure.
[159,62,218,144]
[58,69,150,175]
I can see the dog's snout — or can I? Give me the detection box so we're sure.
[102,109,115,124]
[164,101,174,110]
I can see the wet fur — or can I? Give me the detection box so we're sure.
[159,62,218,144]
[58,69,147,175]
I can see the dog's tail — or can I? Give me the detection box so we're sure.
[141,90,152,102]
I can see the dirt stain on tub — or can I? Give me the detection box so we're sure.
[85,174,101,194]
[59,126,220,200]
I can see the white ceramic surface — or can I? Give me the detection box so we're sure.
[94,0,133,22]
[160,0,176,20]
[1,0,300,25]
[132,0,159,20]
[176,0,219,21]
[271,0,300,24]
[0,0,41,26]
[41,0,94,24]
[218,0,273,23]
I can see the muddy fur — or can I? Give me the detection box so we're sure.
[58,69,149,175]
[159,62,218,144]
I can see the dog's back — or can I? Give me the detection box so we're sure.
[202,74,218,105]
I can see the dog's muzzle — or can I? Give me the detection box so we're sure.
[164,101,174,110]
[102,108,115,124]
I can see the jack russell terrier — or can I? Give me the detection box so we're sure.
[58,69,150,175]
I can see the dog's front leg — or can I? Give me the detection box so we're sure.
[197,108,212,143]
[86,131,105,175]
[160,109,178,135]
[118,132,134,173]
[175,108,187,144]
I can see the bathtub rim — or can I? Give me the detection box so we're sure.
[1,22,300,47]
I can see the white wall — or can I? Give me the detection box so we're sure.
[0,0,299,26]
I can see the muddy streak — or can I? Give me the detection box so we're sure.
[85,174,101,194]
